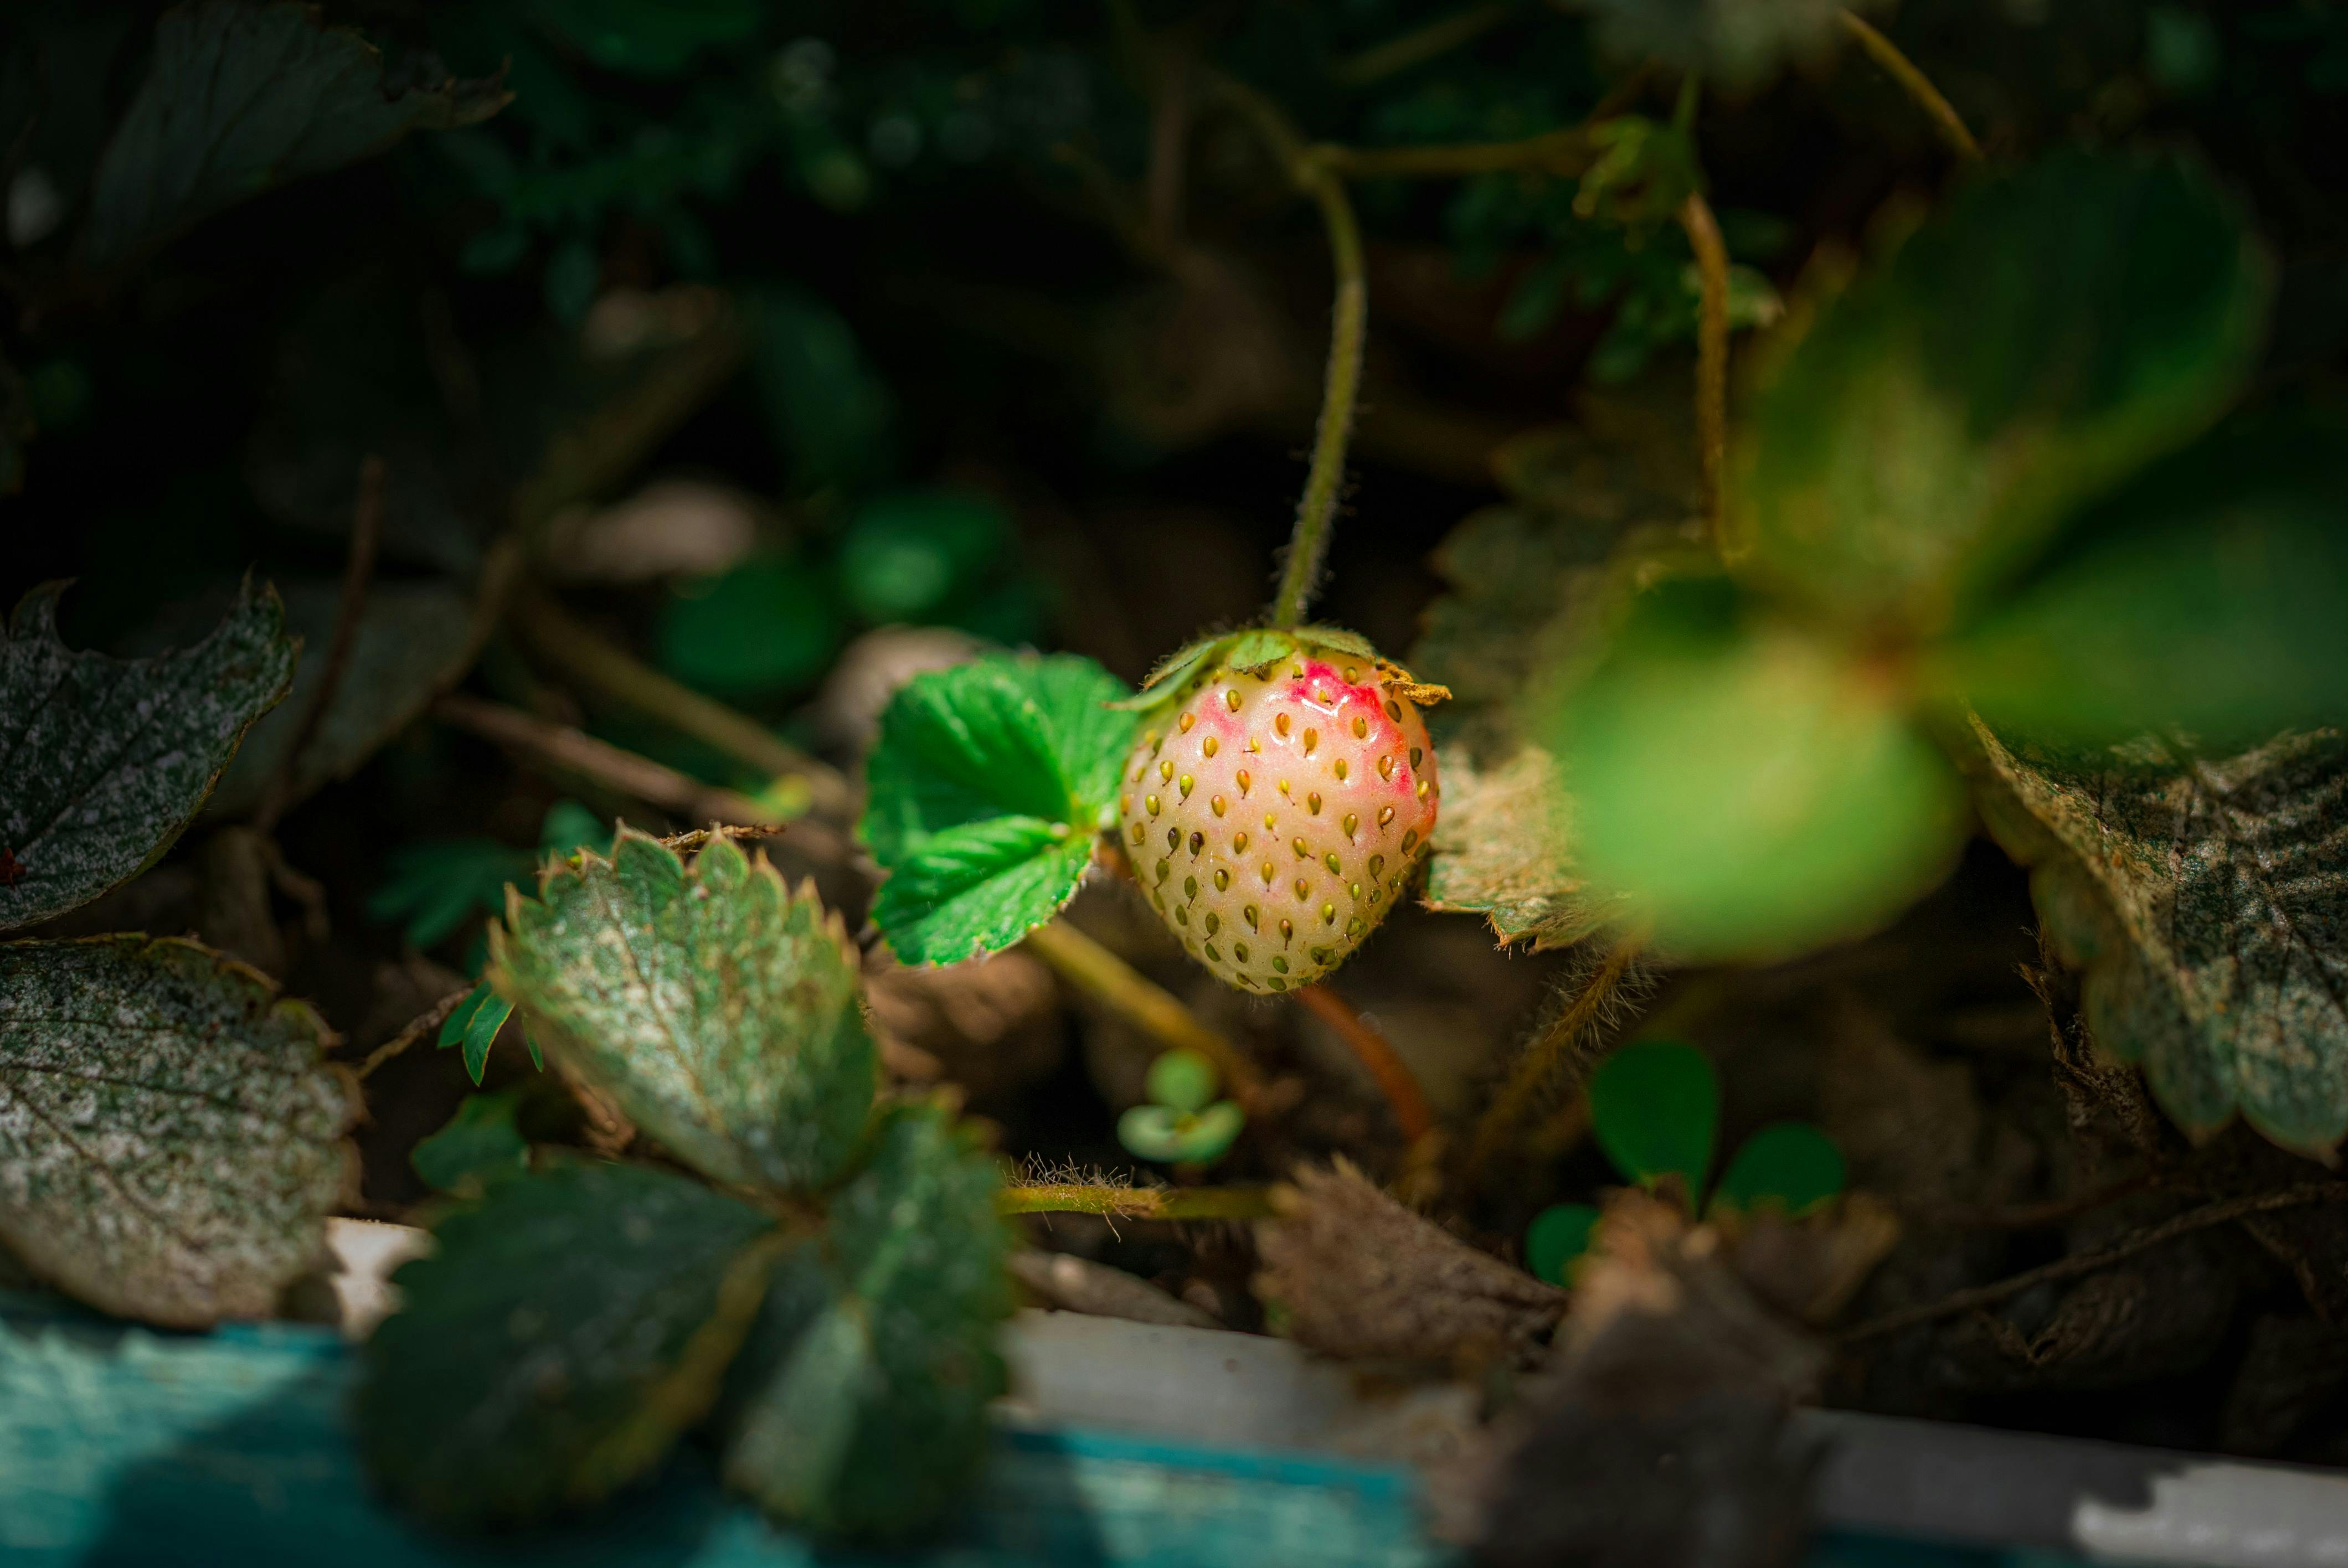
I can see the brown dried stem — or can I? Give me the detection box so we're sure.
[1837,10,1983,162]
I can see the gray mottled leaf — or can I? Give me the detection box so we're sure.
[358,1159,781,1526]
[205,577,491,818]
[1970,720,2348,1156]
[0,580,297,932]
[722,1102,1011,1537]
[85,0,506,267]
[1424,745,1613,951]
[493,829,876,1193]
[0,936,354,1327]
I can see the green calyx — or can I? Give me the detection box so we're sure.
[1110,623,1450,718]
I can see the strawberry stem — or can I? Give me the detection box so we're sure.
[1678,189,1731,549]
[998,1182,1278,1221]
[1022,917,1270,1112]
[1837,10,1983,163]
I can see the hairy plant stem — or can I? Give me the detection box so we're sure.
[1837,11,1983,162]
[1293,983,1435,1143]
[1461,935,1647,1187]
[1677,190,1731,546]
[1021,917,1268,1111]
[509,587,853,822]
[999,1183,1278,1221]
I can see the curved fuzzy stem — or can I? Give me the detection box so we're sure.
[1022,918,1268,1111]
[1461,935,1647,1187]
[999,1183,1278,1221]
[1677,190,1732,548]
[1271,169,1367,630]
[1837,11,1983,162]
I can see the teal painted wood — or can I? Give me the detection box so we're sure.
[0,1297,1447,1568]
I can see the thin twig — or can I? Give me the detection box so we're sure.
[1677,190,1731,546]
[1842,1183,2348,1343]
[254,455,384,832]
[1331,2,1513,88]
[1314,128,1597,181]
[508,588,854,822]
[999,1183,1278,1221]
[1899,1172,2165,1231]
[356,985,472,1080]
[1837,10,1983,162]
[1293,984,1435,1143]
[1143,40,1192,255]
[1022,918,1268,1112]
[1461,935,1648,1186]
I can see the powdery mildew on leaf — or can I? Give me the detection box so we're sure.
[722,1102,1011,1537]
[1971,720,2348,1156]
[1424,745,1613,951]
[84,0,507,267]
[493,829,876,1193]
[359,1160,780,1525]
[0,936,354,1327]
[0,579,297,932]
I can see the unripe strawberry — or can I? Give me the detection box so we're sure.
[1116,633,1444,992]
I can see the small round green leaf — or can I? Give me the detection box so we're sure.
[1118,1101,1243,1165]
[1711,1122,1846,1218]
[1145,1048,1219,1115]
[657,555,843,700]
[1588,1039,1720,1195]
[840,489,1012,625]
[1525,1203,1600,1286]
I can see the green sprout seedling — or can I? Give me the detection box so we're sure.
[1525,1038,1846,1285]
[1118,1048,1244,1167]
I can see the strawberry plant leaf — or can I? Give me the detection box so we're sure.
[410,1088,528,1193]
[372,840,529,950]
[1589,1038,1719,1195]
[1969,720,2348,1156]
[1118,1101,1244,1165]
[1712,1122,1845,1218]
[1423,746,1611,951]
[358,1159,782,1526]
[202,578,491,818]
[1542,575,1967,960]
[0,936,353,1327]
[1736,150,2271,636]
[1940,410,2348,751]
[493,829,876,1192]
[862,654,1133,963]
[721,1102,1011,1538]
[85,0,507,268]
[1,580,296,933]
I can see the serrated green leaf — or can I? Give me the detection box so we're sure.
[1221,629,1297,673]
[358,1160,782,1526]
[1939,410,2348,751]
[1,580,297,933]
[0,936,352,1327]
[1735,150,2272,636]
[1969,720,2348,1156]
[85,0,506,267]
[493,829,876,1192]
[1588,1038,1719,1194]
[1542,576,1968,960]
[722,1102,1011,1537]
[410,1089,529,1193]
[861,654,1134,963]
[868,818,1095,967]
[1711,1122,1845,1218]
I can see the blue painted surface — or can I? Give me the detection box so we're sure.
[0,1297,2095,1567]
